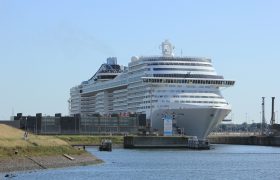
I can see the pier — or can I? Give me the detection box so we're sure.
[208,135,280,146]
[124,136,209,149]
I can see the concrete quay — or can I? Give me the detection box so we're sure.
[208,135,280,146]
[124,136,210,149]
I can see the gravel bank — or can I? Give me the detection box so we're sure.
[0,153,102,173]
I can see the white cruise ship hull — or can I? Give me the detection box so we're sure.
[151,106,230,139]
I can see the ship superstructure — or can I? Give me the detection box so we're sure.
[69,40,235,139]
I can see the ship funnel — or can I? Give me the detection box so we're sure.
[271,97,276,125]
[160,40,174,57]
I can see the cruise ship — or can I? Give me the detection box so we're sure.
[69,40,235,139]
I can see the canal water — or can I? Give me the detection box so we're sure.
[2,144,280,180]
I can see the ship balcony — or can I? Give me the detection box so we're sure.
[113,95,127,100]
[113,106,127,109]
[113,90,128,95]
[113,107,128,111]
[142,77,235,87]
[113,99,128,104]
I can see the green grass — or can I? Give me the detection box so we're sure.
[0,124,68,148]
[0,125,124,159]
[0,145,84,159]
[0,125,86,159]
[56,135,124,145]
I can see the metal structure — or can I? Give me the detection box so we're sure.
[261,97,266,135]
[13,113,146,135]
[271,97,276,125]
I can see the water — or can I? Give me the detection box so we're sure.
[2,144,280,180]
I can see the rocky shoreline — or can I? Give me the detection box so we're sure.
[0,153,103,173]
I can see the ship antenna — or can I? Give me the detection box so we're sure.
[12,107,14,116]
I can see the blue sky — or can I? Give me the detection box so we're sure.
[0,0,279,123]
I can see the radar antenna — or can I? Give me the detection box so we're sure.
[160,40,175,57]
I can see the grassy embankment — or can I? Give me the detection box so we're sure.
[0,124,124,159]
[56,135,124,146]
[0,124,83,159]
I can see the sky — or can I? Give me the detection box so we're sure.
[0,0,279,124]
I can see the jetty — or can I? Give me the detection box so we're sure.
[209,135,280,146]
[124,136,209,149]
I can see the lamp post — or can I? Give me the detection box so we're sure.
[149,85,153,129]
[24,117,28,140]
[44,114,47,134]
[276,111,279,124]
[24,116,27,132]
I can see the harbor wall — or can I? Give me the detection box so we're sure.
[124,136,189,148]
[0,120,20,128]
[8,113,146,135]
[208,136,280,146]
